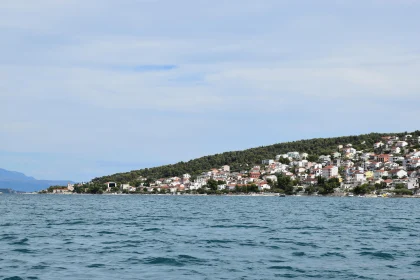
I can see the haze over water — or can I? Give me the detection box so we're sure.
[1,195,419,279]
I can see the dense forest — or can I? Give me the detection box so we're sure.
[92,131,420,184]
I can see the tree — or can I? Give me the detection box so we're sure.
[205,179,218,191]
[277,174,294,195]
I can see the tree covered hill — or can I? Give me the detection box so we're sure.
[92,131,420,184]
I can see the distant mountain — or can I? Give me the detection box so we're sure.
[0,168,73,192]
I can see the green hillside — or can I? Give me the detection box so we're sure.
[92,131,420,184]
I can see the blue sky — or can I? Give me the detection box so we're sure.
[1,0,420,181]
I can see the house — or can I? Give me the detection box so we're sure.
[407,158,420,169]
[389,169,408,179]
[258,183,271,191]
[264,175,278,182]
[390,156,405,163]
[391,147,401,154]
[262,159,274,165]
[354,171,366,182]
[407,178,419,191]
[343,147,356,154]
[105,182,117,191]
[332,152,341,158]
[396,141,408,147]
[313,168,323,177]
[343,160,354,167]
[322,166,338,179]
[374,142,384,149]
[319,155,331,162]
[384,162,399,169]
[374,170,388,179]
[365,171,374,179]
[222,165,230,172]
[376,154,390,163]
[287,152,300,159]
[370,161,383,169]
[53,187,69,194]
[345,153,355,159]
[303,178,318,185]
[250,172,261,179]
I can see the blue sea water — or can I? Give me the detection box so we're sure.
[1,195,419,280]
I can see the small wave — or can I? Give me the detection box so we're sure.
[292,252,305,257]
[86,264,105,268]
[31,265,48,270]
[206,239,234,244]
[0,235,18,241]
[359,251,394,260]
[97,231,115,235]
[239,241,258,247]
[10,238,29,245]
[294,242,319,248]
[3,277,25,280]
[12,248,34,254]
[268,266,305,273]
[411,260,420,266]
[177,255,207,265]
[269,259,286,263]
[321,252,346,258]
[142,257,184,267]
[209,224,268,229]
[143,228,161,232]
[386,225,408,232]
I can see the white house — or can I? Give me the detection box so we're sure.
[262,159,274,165]
[374,142,384,149]
[264,175,278,182]
[354,171,366,182]
[391,147,401,154]
[396,141,408,147]
[389,169,408,179]
[322,166,338,179]
[319,155,331,162]
[222,165,230,172]
[258,183,271,191]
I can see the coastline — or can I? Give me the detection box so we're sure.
[30,192,420,198]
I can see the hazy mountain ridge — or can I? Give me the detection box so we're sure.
[0,168,73,192]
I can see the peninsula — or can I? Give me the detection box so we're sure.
[42,131,420,196]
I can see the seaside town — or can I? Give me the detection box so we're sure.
[45,134,420,197]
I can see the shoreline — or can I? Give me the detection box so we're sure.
[25,193,420,198]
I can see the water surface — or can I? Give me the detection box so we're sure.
[1,195,419,279]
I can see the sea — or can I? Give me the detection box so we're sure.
[0,195,419,280]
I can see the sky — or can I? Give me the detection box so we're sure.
[1,0,420,181]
